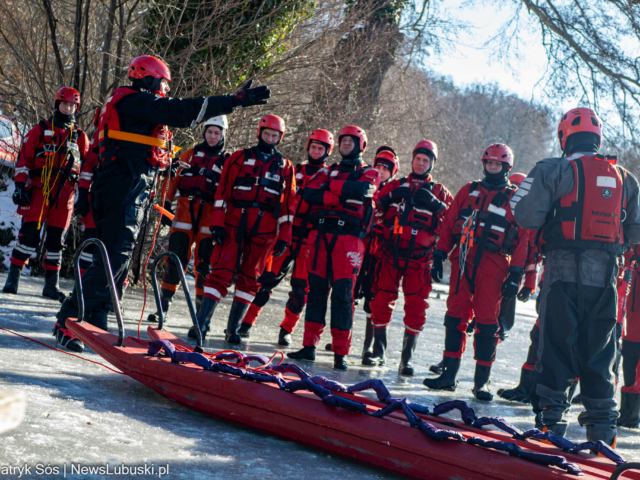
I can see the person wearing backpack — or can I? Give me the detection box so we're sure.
[512,107,640,445]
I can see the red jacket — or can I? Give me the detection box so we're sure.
[210,147,297,243]
[15,119,89,185]
[436,181,528,272]
[78,130,99,190]
[377,173,453,251]
[292,162,325,239]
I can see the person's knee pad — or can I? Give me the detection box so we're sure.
[308,273,329,299]
[287,278,308,314]
[444,314,465,354]
[474,322,500,363]
[17,222,41,249]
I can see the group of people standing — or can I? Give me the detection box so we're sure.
[3,54,640,447]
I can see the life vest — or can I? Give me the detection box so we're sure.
[98,87,177,169]
[32,119,82,177]
[310,163,375,239]
[452,181,519,256]
[291,163,324,238]
[177,145,227,203]
[229,147,286,213]
[539,154,626,255]
[382,176,442,248]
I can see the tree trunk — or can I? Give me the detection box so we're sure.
[41,0,65,85]
[100,0,118,101]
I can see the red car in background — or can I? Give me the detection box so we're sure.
[0,115,21,167]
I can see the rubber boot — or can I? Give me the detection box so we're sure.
[147,288,176,323]
[497,368,536,403]
[287,346,316,362]
[472,364,493,401]
[2,264,22,294]
[362,328,386,366]
[334,354,348,370]
[278,327,292,346]
[617,392,640,428]
[429,358,444,375]
[399,331,418,376]
[226,300,249,344]
[586,424,617,447]
[42,270,67,303]
[325,343,332,351]
[423,356,460,391]
[87,310,109,331]
[188,297,218,340]
[238,322,253,338]
[53,322,84,353]
[362,316,374,358]
[195,295,203,314]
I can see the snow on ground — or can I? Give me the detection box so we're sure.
[0,274,638,479]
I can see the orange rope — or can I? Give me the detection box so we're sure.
[0,326,124,375]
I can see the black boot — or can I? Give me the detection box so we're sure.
[362,316,374,358]
[362,328,386,366]
[586,424,617,447]
[148,288,176,323]
[423,356,460,391]
[498,368,536,403]
[53,322,84,353]
[429,358,444,375]
[225,301,249,344]
[617,392,640,428]
[238,322,253,338]
[188,297,218,340]
[278,327,292,346]
[399,331,418,376]
[325,343,333,351]
[2,264,22,294]
[334,354,348,370]
[472,364,493,401]
[42,270,66,303]
[287,346,316,361]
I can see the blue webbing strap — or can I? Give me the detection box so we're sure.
[147,340,627,473]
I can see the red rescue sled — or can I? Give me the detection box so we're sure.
[66,320,635,480]
[66,244,636,480]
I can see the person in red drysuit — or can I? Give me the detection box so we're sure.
[148,115,230,323]
[423,143,528,401]
[620,244,640,428]
[325,146,400,356]
[238,129,335,345]
[3,87,89,301]
[366,140,453,376]
[193,115,297,344]
[287,125,381,370]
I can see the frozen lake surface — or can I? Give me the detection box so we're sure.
[1,273,638,479]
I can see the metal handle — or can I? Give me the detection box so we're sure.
[610,463,640,480]
[73,238,125,347]
[150,252,202,352]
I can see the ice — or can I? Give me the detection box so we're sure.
[0,273,638,479]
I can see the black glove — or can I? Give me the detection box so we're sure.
[501,268,523,299]
[160,200,173,227]
[517,287,532,303]
[232,79,271,108]
[12,182,30,207]
[412,187,446,213]
[390,185,411,202]
[339,181,376,200]
[74,188,91,218]
[272,239,289,257]
[431,249,447,283]
[211,226,226,245]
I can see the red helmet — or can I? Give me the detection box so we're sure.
[413,140,438,164]
[257,114,286,142]
[374,150,399,177]
[307,129,334,154]
[128,55,171,81]
[56,87,81,106]
[557,107,602,151]
[482,143,514,168]
[338,125,367,153]
[509,172,526,186]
